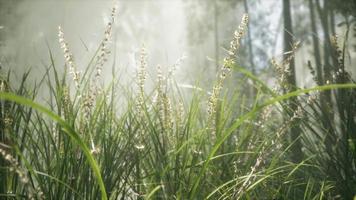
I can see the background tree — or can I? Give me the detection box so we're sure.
[282,0,304,163]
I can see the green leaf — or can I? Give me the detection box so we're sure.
[0,92,107,200]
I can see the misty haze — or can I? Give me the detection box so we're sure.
[0,0,355,199]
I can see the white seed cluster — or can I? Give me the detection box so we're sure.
[156,65,173,132]
[0,149,29,184]
[137,46,147,95]
[0,80,5,92]
[272,42,300,92]
[61,86,72,118]
[4,117,13,127]
[58,26,80,87]
[176,101,185,131]
[208,14,249,133]
[233,147,264,199]
[228,14,249,58]
[168,53,186,79]
[0,148,43,199]
[82,89,95,120]
[331,34,351,83]
[134,46,148,150]
[95,6,117,81]
[291,105,304,120]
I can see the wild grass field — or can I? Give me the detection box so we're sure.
[1,3,356,200]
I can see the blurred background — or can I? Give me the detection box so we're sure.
[0,1,356,198]
[0,0,355,90]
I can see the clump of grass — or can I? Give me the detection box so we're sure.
[0,6,356,200]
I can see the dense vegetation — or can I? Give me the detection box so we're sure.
[1,2,356,200]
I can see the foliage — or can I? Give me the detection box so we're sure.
[0,5,356,200]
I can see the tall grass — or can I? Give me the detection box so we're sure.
[0,8,356,200]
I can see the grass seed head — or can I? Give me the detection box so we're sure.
[137,45,147,94]
[0,148,42,198]
[207,14,249,134]
[94,5,117,83]
[58,26,80,87]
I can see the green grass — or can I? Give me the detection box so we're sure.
[0,11,356,200]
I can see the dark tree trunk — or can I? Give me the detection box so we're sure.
[0,80,8,195]
[282,0,303,163]
[308,0,323,85]
[283,0,296,87]
[315,0,338,167]
[243,0,255,75]
[311,1,335,173]
[0,87,4,197]
[243,0,256,98]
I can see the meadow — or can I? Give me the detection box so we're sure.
[0,5,356,200]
